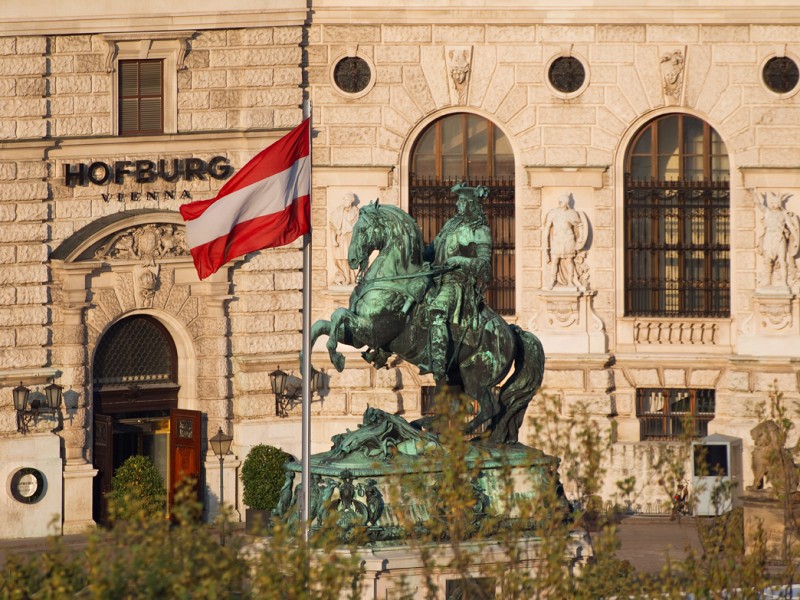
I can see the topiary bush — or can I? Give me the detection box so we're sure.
[241,444,290,511]
[109,455,166,521]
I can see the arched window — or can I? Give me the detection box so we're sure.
[624,114,730,317]
[93,315,178,388]
[409,113,515,314]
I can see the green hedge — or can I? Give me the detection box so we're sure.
[240,444,290,511]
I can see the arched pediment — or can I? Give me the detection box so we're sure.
[51,210,190,263]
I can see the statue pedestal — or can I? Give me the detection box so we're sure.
[529,289,606,354]
[284,440,571,544]
[738,291,800,357]
[743,492,800,562]
[354,533,591,599]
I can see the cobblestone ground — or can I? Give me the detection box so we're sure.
[612,515,703,574]
[2,516,701,576]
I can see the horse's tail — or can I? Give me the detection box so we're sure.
[489,325,545,444]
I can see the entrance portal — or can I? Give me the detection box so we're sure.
[91,315,201,523]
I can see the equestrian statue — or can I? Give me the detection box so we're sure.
[310,183,545,445]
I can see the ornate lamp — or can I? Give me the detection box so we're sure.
[14,380,62,435]
[12,382,30,413]
[43,381,63,411]
[209,427,233,458]
[270,367,323,418]
[310,367,322,396]
[209,427,233,546]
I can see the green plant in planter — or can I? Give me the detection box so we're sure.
[109,455,166,521]
[241,444,290,511]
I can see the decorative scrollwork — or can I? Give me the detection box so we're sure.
[94,224,190,263]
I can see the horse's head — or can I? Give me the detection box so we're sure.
[348,201,383,275]
[347,201,424,278]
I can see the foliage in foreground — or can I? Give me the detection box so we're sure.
[1,388,798,599]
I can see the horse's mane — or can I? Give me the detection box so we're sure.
[361,204,423,270]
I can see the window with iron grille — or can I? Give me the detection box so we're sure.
[624,114,730,317]
[119,59,164,135]
[636,388,715,441]
[409,113,515,314]
[93,315,177,387]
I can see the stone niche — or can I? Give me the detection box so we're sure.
[316,166,393,298]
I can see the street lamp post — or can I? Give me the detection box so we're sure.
[209,427,233,546]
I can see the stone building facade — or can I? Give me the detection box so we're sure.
[2,1,800,537]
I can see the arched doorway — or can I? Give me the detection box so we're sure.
[409,113,516,314]
[92,314,201,522]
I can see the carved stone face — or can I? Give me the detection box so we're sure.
[451,66,469,85]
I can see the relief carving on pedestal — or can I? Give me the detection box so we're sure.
[446,46,472,104]
[543,193,589,291]
[546,299,579,328]
[660,50,685,100]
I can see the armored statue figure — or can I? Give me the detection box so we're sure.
[362,479,385,526]
[544,193,588,290]
[330,192,360,286]
[274,469,296,517]
[420,182,492,381]
[756,191,800,289]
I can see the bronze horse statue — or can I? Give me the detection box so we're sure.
[310,202,544,444]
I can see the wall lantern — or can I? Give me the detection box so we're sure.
[14,380,63,435]
[270,367,322,418]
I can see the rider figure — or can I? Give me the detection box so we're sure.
[420,182,492,382]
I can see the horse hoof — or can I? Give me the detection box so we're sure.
[333,354,346,372]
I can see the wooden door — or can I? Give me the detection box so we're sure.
[92,413,114,523]
[169,409,202,507]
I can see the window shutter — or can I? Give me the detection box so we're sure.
[119,59,163,135]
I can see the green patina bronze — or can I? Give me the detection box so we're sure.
[286,185,563,543]
[311,183,545,445]
[280,406,567,543]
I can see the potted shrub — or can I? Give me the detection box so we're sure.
[109,455,166,522]
[241,444,291,533]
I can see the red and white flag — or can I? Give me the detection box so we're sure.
[180,118,311,280]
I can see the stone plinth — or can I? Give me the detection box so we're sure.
[0,433,64,538]
[282,440,570,545]
[743,492,800,562]
[529,289,606,354]
[354,533,592,599]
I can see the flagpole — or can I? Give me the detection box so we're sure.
[301,101,312,542]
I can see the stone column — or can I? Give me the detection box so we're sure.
[53,268,98,534]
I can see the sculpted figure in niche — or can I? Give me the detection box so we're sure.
[543,193,589,290]
[330,192,360,286]
[756,191,800,289]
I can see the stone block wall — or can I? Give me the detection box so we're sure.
[303,20,800,507]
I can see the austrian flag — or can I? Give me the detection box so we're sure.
[180,118,311,280]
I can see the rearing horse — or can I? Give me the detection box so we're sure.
[310,202,545,444]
